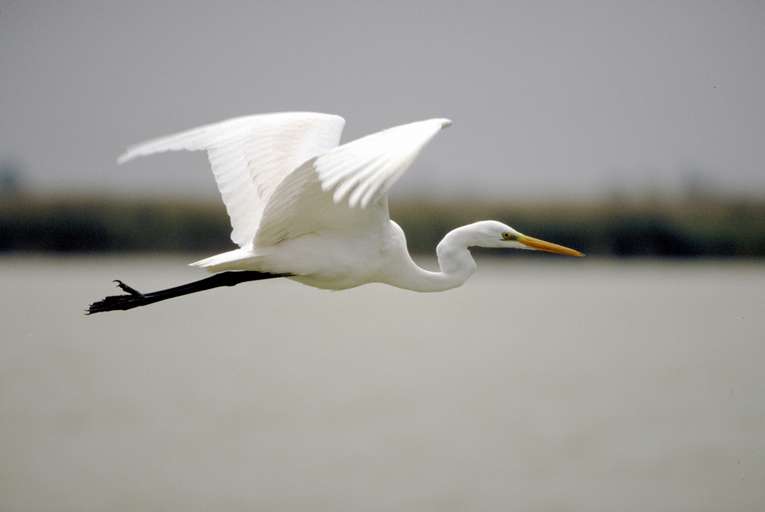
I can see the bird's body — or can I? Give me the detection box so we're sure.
[281,220,474,292]
[88,112,581,313]
[207,218,403,291]
[190,217,472,292]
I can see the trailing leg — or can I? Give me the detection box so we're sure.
[86,271,290,314]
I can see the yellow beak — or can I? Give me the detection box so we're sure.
[517,234,584,257]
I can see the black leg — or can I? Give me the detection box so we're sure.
[86,271,291,315]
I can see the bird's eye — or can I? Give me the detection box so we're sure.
[502,232,517,241]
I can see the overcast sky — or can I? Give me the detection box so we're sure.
[1,1,764,200]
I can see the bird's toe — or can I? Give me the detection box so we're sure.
[113,279,144,297]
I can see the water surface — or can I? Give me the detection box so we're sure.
[1,257,764,511]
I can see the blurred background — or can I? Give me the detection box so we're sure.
[1,1,764,511]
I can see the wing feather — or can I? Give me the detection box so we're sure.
[254,118,451,247]
[117,112,345,247]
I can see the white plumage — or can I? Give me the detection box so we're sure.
[119,112,346,247]
[117,112,582,295]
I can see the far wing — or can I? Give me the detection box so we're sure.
[255,118,451,247]
[118,112,345,247]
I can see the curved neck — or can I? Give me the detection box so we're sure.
[391,225,478,292]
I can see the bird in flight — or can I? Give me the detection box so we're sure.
[88,112,582,314]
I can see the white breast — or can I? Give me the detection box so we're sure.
[281,221,407,290]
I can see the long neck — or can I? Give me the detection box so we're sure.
[392,225,478,292]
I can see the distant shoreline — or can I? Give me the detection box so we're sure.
[2,195,764,258]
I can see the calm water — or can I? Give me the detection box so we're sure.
[1,256,764,511]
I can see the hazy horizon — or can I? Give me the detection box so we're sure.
[2,1,764,201]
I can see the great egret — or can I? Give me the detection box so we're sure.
[88,113,582,314]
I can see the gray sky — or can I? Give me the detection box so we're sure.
[1,0,764,200]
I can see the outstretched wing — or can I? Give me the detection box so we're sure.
[117,112,346,247]
[255,118,451,247]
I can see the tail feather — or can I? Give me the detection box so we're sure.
[189,248,261,273]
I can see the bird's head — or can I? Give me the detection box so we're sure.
[464,220,584,256]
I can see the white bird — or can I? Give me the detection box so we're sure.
[88,112,582,314]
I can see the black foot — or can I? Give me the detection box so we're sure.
[86,280,150,315]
